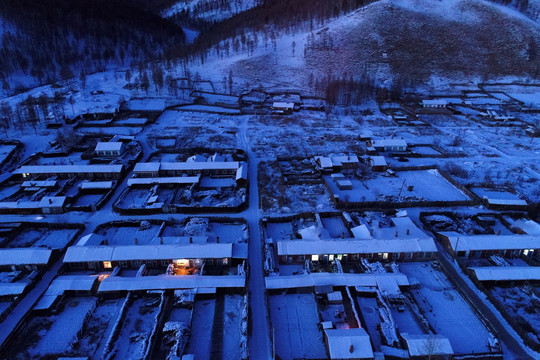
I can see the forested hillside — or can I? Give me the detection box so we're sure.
[0,0,185,95]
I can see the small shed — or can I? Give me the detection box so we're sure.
[325,328,374,359]
[401,333,453,359]
[272,102,295,114]
[39,196,66,214]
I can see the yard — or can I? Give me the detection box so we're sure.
[325,169,470,203]
[7,228,79,250]
[269,293,327,359]
[3,297,96,359]
[400,262,493,354]
[186,299,216,360]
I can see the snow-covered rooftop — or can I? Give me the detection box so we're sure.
[470,266,540,282]
[95,141,123,152]
[64,243,234,262]
[401,333,453,357]
[80,181,114,190]
[439,232,540,252]
[277,238,437,256]
[0,248,52,265]
[265,273,409,290]
[38,196,66,208]
[14,164,123,175]
[98,274,245,292]
[325,328,374,359]
[127,176,200,186]
[134,161,240,173]
[371,139,408,148]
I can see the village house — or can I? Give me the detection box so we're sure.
[13,164,124,180]
[0,248,53,272]
[271,102,295,114]
[421,99,448,108]
[133,161,243,178]
[95,141,125,157]
[438,232,539,258]
[367,156,388,172]
[469,266,540,284]
[276,237,437,264]
[315,155,360,173]
[368,139,408,152]
[63,242,248,272]
[401,333,453,360]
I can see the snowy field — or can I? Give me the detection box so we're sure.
[321,216,349,238]
[4,297,96,359]
[400,262,492,354]
[325,169,470,203]
[186,299,216,360]
[266,222,294,242]
[269,293,327,360]
[484,85,540,107]
[356,296,384,351]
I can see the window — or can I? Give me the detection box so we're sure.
[298,255,305,261]
[88,262,96,269]
[393,253,400,259]
[383,253,389,260]
[417,252,425,259]
[312,255,319,262]
[329,255,335,261]
[223,258,229,265]
[337,254,342,260]
[405,253,413,260]
[352,254,359,260]
[287,256,293,263]
[103,261,112,269]
[121,261,128,268]
[161,260,169,267]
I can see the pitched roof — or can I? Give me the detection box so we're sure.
[401,333,453,356]
[0,248,52,265]
[470,266,540,282]
[325,328,374,359]
[439,232,540,251]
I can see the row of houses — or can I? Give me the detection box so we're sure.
[14,164,124,180]
[63,242,248,271]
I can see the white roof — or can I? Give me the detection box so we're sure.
[351,225,372,239]
[391,217,427,238]
[39,196,66,208]
[265,273,409,290]
[95,142,123,152]
[45,275,99,295]
[0,248,52,265]
[470,267,540,282]
[0,201,41,209]
[371,139,408,148]
[21,181,57,188]
[64,243,233,262]
[325,328,374,359]
[14,164,123,175]
[235,164,248,181]
[128,176,200,186]
[277,238,437,256]
[510,219,540,235]
[422,99,448,106]
[439,232,540,252]
[332,155,360,165]
[272,102,294,109]
[327,291,343,302]
[485,198,527,206]
[133,163,160,172]
[369,156,387,167]
[134,162,240,173]
[98,275,245,292]
[80,181,114,190]
[401,333,453,356]
[316,156,333,169]
[0,282,28,296]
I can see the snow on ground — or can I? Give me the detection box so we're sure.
[491,286,540,346]
[107,294,161,360]
[400,262,492,354]
[222,294,245,359]
[269,293,327,360]
[7,228,79,250]
[0,144,16,165]
[326,170,470,203]
[162,0,260,22]
[4,296,96,359]
[186,298,215,360]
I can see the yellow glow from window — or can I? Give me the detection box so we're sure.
[103,261,112,269]
[176,259,190,267]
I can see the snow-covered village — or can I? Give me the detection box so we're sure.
[0,0,540,359]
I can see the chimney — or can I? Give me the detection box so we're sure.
[349,344,354,353]
[134,237,138,245]
[190,237,193,243]
[406,229,410,235]
[290,234,293,240]
[395,231,398,237]
[159,237,163,244]
[216,236,220,243]
[341,232,345,239]
[49,199,52,204]
[370,229,374,236]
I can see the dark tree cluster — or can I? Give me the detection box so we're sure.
[0,0,185,94]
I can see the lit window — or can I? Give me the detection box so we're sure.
[329,255,334,261]
[103,261,112,269]
[311,254,319,262]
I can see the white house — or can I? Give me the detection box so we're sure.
[370,139,408,152]
[95,142,124,157]
[325,328,374,359]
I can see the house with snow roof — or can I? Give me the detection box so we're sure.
[95,141,125,157]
